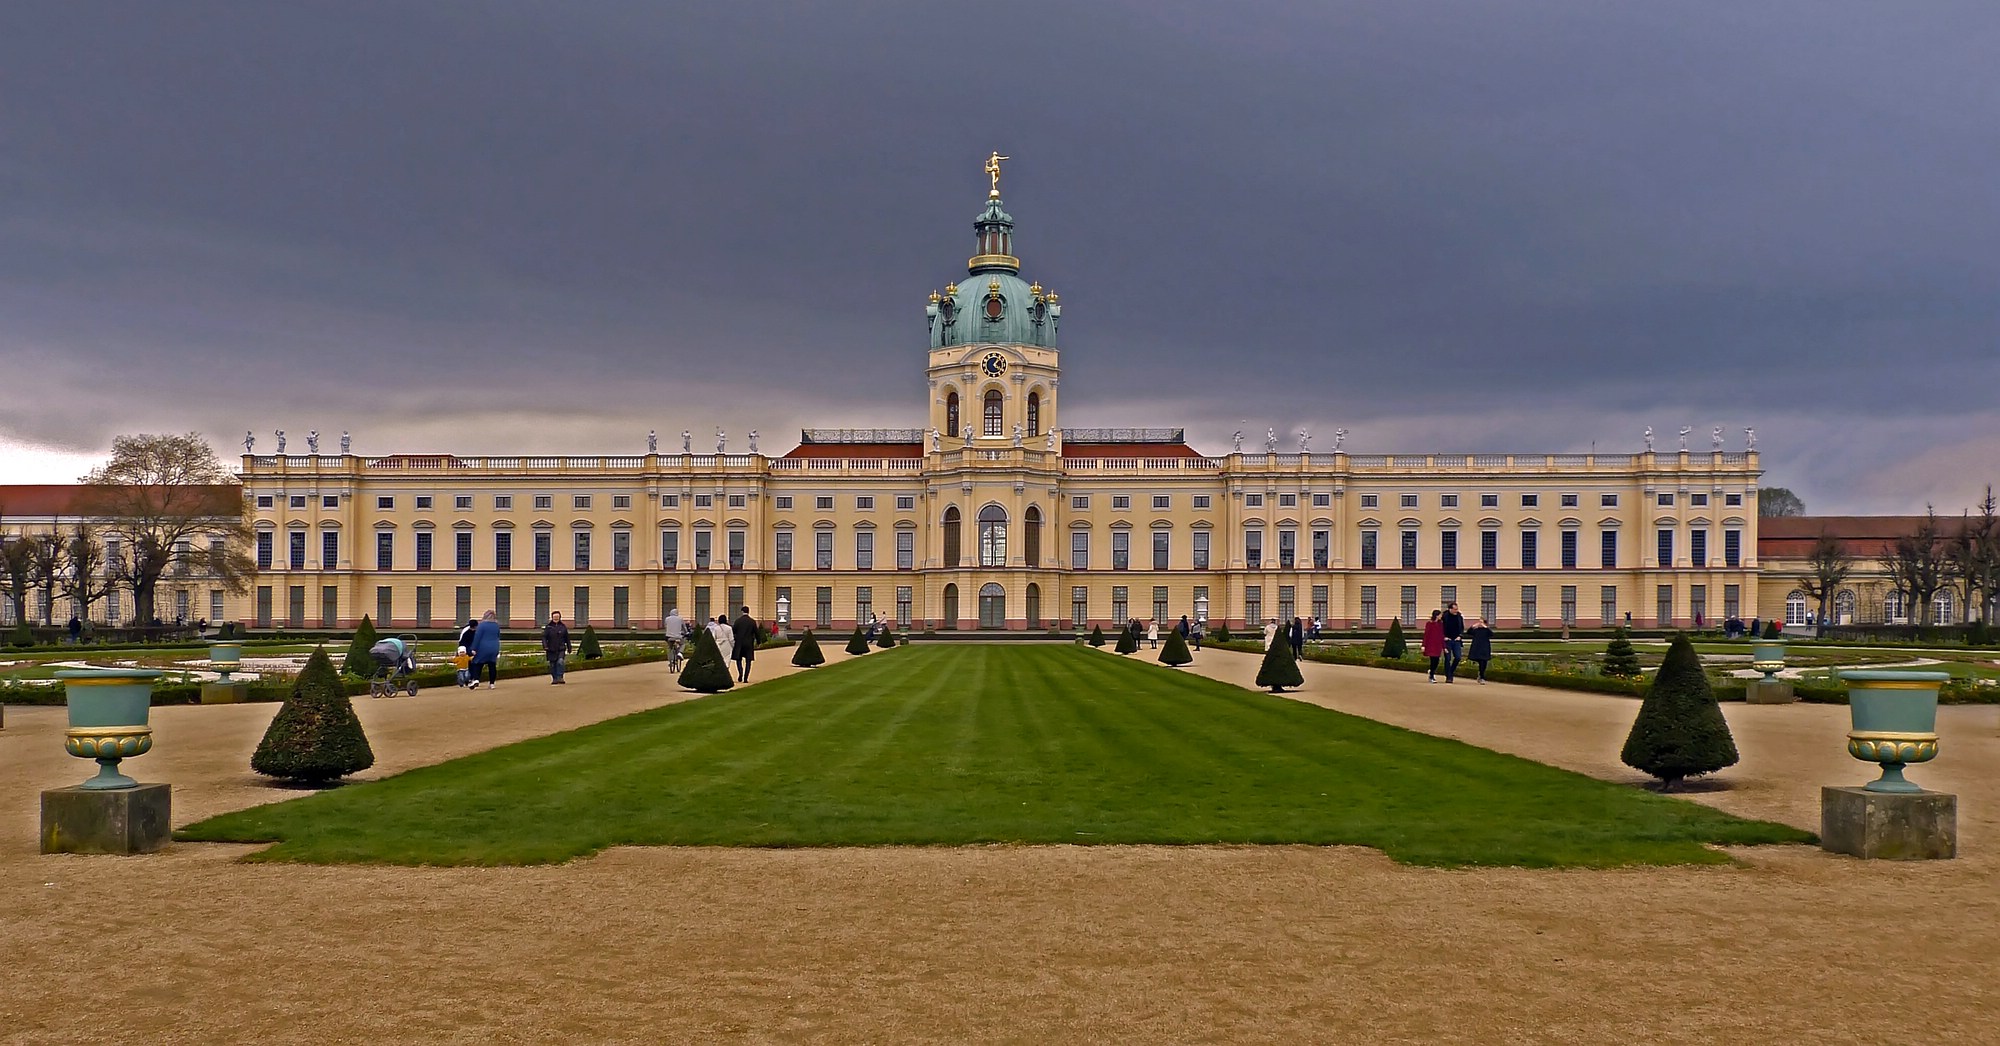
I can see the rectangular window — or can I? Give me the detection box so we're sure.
[1244,494,1264,508]
[455,585,472,626]
[1399,493,1418,509]
[573,532,591,570]
[534,532,551,571]
[1601,585,1619,625]
[1152,495,1171,509]
[775,532,792,570]
[1072,586,1088,628]
[1360,585,1378,627]
[257,494,275,509]
[612,586,629,628]
[856,531,874,570]
[573,495,592,510]
[1399,530,1417,570]
[1360,530,1377,570]
[1239,585,1256,626]
[323,495,339,509]
[1071,531,1089,569]
[695,495,713,508]
[613,495,632,509]
[1521,585,1538,628]
[695,530,712,569]
[1112,531,1130,571]
[376,586,393,625]
[1306,584,1326,622]
[1278,530,1296,568]
[285,530,305,570]
[494,495,513,510]
[662,529,679,570]
[415,585,432,628]
[1657,492,1674,507]
[1072,496,1090,510]
[1152,530,1169,570]
[1440,530,1458,570]
[321,585,338,628]
[209,589,223,622]
[1601,531,1618,569]
[1244,530,1262,569]
[1277,585,1296,622]
[662,586,678,622]
[1724,529,1742,567]
[376,496,395,510]
[1312,529,1329,569]
[856,496,875,510]
[775,495,793,510]
[1560,493,1579,508]
[613,530,632,571]
[1192,530,1210,570]
[816,496,835,510]
[533,495,552,510]
[288,587,308,628]
[1439,494,1458,509]
[1520,531,1538,570]
[455,532,473,571]
[1690,584,1707,625]
[495,531,512,571]
[815,586,833,628]
[416,531,434,571]
[1601,493,1620,508]
[727,530,744,571]
[1561,585,1577,626]
[290,495,307,509]
[1690,529,1708,568]
[375,532,394,570]
[1360,494,1379,509]
[815,531,833,570]
[1724,584,1741,619]
[891,495,913,511]
[1440,585,1457,609]
[1521,494,1539,508]
[1400,585,1418,626]
[257,532,274,570]
[1656,528,1674,567]
[693,585,711,624]
[1561,530,1578,569]
[1480,494,1499,509]
[533,585,550,626]
[1194,496,1213,510]
[1725,493,1743,507]
[1657,584,1674,626]
[494,586,511,627]
[1278,494,1297,508]
[896,531,914,570]
[1153,586,1170,624]
[1112,495,1131,510]
[1691,493,1709,507]
[1481,585,1498,624]
[1312,493,1331,508]
[896,586,913,628]
[455,495,473,510]
[574,586,590,625]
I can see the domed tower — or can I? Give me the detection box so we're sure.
[925,153,1062,447]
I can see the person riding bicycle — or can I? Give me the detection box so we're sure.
[663,607,688,672]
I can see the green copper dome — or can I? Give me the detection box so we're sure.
[926,195,1061,349]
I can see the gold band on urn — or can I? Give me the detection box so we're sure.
[1845,730,1938,765]
[63,726,154,760]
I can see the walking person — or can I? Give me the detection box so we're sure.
[1146,619,1159,649]
[67,615,82,645]
[1191,619,1204,651]
[663,607,688,673]
[542,610,572,684]
[469,610,502,689]
[731,605,759,682]
[1422,609,1446,683]
[1176,615,1191,641]
[1466,617,1494,684]
[710,614,734,665]
[1262,617,1279,650]
[1441,601,1465,683]
[456,617,478,688]
[1289,616,1305,658]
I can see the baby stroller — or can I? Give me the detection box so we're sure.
[368,635,420,698]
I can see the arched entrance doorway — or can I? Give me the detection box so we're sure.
[942,583,959,630]
[978,583,1005,629]
[1025,582,1041,628]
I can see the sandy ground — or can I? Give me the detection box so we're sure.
[3,644,1996,1045]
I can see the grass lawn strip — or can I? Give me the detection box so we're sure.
[178,645,1809,868]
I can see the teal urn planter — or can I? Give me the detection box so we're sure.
[54,667,163,790]
[1839,670,1948,794]
[1751,641,1785,680]
[208,642,243,683]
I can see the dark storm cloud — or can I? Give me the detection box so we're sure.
[1,1,1995,510]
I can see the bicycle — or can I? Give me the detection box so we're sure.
[666,637,685,673]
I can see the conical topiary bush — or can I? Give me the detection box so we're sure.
[791,629,826,667]
[1620,634,1738,790]
[679,626,735,693]
[339,615,380,677]
[1114,624,1138,655]
[1211,624,1232,643]
[845,626,871,655]
[1158,630,1192,667]
[1380,617,1406,659]
[252,646,375,784]
[1255,630,1304,692]
[578,624,603,660]
[876,625,897,649]
[1089,625,1105,647]
[1762,619,1781,639]
[1602,627,1641,678]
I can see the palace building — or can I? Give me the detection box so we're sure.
[225,162,1765,634]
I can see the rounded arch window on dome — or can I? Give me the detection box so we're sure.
[983,389,1003,436]
[945,391,960,437]
[978,504,1009,567]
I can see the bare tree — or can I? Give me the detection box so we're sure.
[59,524,112,623]
[1878,508,1951,628]
[1953,487,2000,625]
[1,533,34,626]
[26,531,65,624]
[1798,530,1854,630]
[1758,487,1805,517]
[77,433,256,627]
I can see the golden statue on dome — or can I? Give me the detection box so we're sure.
[985,151,1009,197]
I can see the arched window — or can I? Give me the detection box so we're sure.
[978,505,1008,567]
[945,392,959,437]
[1833,589,1856,625]
[978,582,1006,628]
[1784,590,1807,626]
[942,583,959,630]
[1025,582,1042,628]
[1885,589,1908,624]
[983,389,1003,436]
[942,507,961,567]
[1934,590,1955,626]
[1027,392,1041,435]
[1023,506,1041,567]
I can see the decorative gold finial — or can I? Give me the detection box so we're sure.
[985,151,1009,198]
[929,289,941,304]
[1029,281,1043,298]
[945,281,958,296]
[987,278,1001,293]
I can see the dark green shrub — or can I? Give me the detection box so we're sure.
[251,647,375,784]
[679,626,735,693]
[1089,625,1105,647]
[1114,624,1138,655]
[578,624,603,660]
[791,629,826,667]
[1602,628,1642,678]
[1762,620,1781,639]
[219,622,239,639]
[1620,635,1738,790]
[9,622,33,648]
[1211,624,1232,643]
[845,627,871,655]
[1256,631,1304,692]
[1381,618,1407,659]
[1158,630,1192,667]
[338,615,379,677]
[876,626,897,649]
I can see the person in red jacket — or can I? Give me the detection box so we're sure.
[1421,609,1447,683]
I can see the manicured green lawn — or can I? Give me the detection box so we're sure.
[178,645,1810,867]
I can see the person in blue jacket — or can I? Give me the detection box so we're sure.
[470,609,503,689]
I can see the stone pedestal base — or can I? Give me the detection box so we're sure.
[1747,679,1796,704]
[1821,786,1955,860]
[201,681,249,704]
[41,783,172,855]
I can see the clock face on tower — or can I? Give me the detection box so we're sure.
[981,352,1007,377]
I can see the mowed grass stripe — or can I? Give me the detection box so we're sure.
[178,645,1811,866]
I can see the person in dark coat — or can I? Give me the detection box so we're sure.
[1466,618,1495,684]
[1176,615,1190,639]
[469,610,503,689]
[1440,601,1466,682]
[541,611,572,684]
[67,615,82,644]
[1421,610,1446,683]
[1288,616,1304,657]
[731,606,760,682]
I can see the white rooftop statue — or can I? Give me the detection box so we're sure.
[1232,430,1244,452]
[648,430,658,454]
[681,430,692,453]
[306,430,318,455]
[275,430,286,454]
[1746,426,1757,451]
[1265,427,1277,453]
[748,430,760,454]
[1332,428,1347,451]
[1711,426,1724,450]
[1298,429,1311,453]
[1011,422,1023,447]
[243,430,255,454]
[931,427,942,451]
[340,431,350,455]
[1678,426,1691,450]
[1046,427,1058,450]
[1643,426,1654,452]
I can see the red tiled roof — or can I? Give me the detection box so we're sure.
[1060,442,1206,459]
[0,484,87,515]
[780,443,925,459]
[1758,515,1965,559]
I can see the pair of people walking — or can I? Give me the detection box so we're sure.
[460,611,502,689]
[1421,602,1494,683]
[702,607,761,682]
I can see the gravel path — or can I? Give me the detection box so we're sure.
[3,644,1994,1045]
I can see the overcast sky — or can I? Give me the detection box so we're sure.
[2,2,1995,513]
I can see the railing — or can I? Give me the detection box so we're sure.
[1062,457,1223,471]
